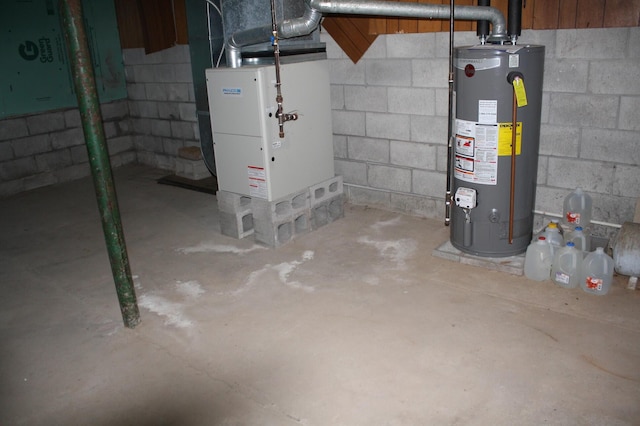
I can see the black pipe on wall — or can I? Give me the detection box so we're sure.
[476,0,490,39]
[508,0,523,38]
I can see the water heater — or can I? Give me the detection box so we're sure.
[206,57,334,201]
[450,44,544,257]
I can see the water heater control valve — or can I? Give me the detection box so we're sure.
[455,187,477,210]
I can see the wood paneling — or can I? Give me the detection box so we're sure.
[114,0,144,49]
[576,0,604,28]
[115,0,188,52]
[173,0,189,44]
[322,16,378,63]
[450,0,474,32]
[558,0,578,28]
[138,0,177,54]
[417,0,445,33]
[604,0,640,27]
[532,0,558,29]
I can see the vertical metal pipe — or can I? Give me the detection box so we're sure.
[445,0,455,226]
[508,0,523,43]
[476,0,490,44]
[59,0,140,328]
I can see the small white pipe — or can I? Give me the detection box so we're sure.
[533,210,622,229]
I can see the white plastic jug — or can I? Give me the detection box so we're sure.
[550,219,564,237]
[543,222,564,257]
[551,242,583,289]
[580,247,614,295]
[524,237,553,281]
[563,188,592,228]
[565,226,590,252]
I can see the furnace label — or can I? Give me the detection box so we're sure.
[222,87,243,97]
[248,166,267,199]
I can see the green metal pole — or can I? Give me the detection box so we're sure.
[59,0,140,328]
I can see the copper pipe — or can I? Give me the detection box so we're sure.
[508,80,518,244]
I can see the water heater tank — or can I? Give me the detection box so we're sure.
[450,44,545,257]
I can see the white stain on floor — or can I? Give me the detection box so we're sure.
[134,277,205,328]
[370,216,403,233]
[357,236,418,270]
[138,294,194,328]
[176,280,205,299]
[233,250,315,295]
[176,242,266,255]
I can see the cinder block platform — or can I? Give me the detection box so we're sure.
[216,176,344,247]
[216,191,254,239]
[432,240,525,276]
[252,189,312,248]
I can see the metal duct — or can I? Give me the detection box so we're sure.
[226,0,508,67]
[226,6,322,67]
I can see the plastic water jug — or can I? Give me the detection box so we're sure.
[563,188,592,228]
[580,247,614,295]
[543,222,564,256]
[565,226,590,252]
[551,242,583,289]
[550,219,564,237]
[524,237,553,281]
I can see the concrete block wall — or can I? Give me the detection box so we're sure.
[0,100,134,197]
[123,45,201,172]
[323,27,640,235]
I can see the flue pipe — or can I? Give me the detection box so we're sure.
[507,0,523,44]
[476,0,490,44]
[226,0,508,67]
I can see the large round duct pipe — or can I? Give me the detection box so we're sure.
[226,0,508,67]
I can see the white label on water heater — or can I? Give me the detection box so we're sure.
[454,57,501,71]
[509,54,520,68]
[454,119,498,186]
[478,100,497,124]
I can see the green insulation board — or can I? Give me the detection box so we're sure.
[0,0,126,119]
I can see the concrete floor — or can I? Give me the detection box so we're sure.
[1,164,639,426]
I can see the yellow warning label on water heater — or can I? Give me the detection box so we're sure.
[498,122,522,156]
[513,78,528,107]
